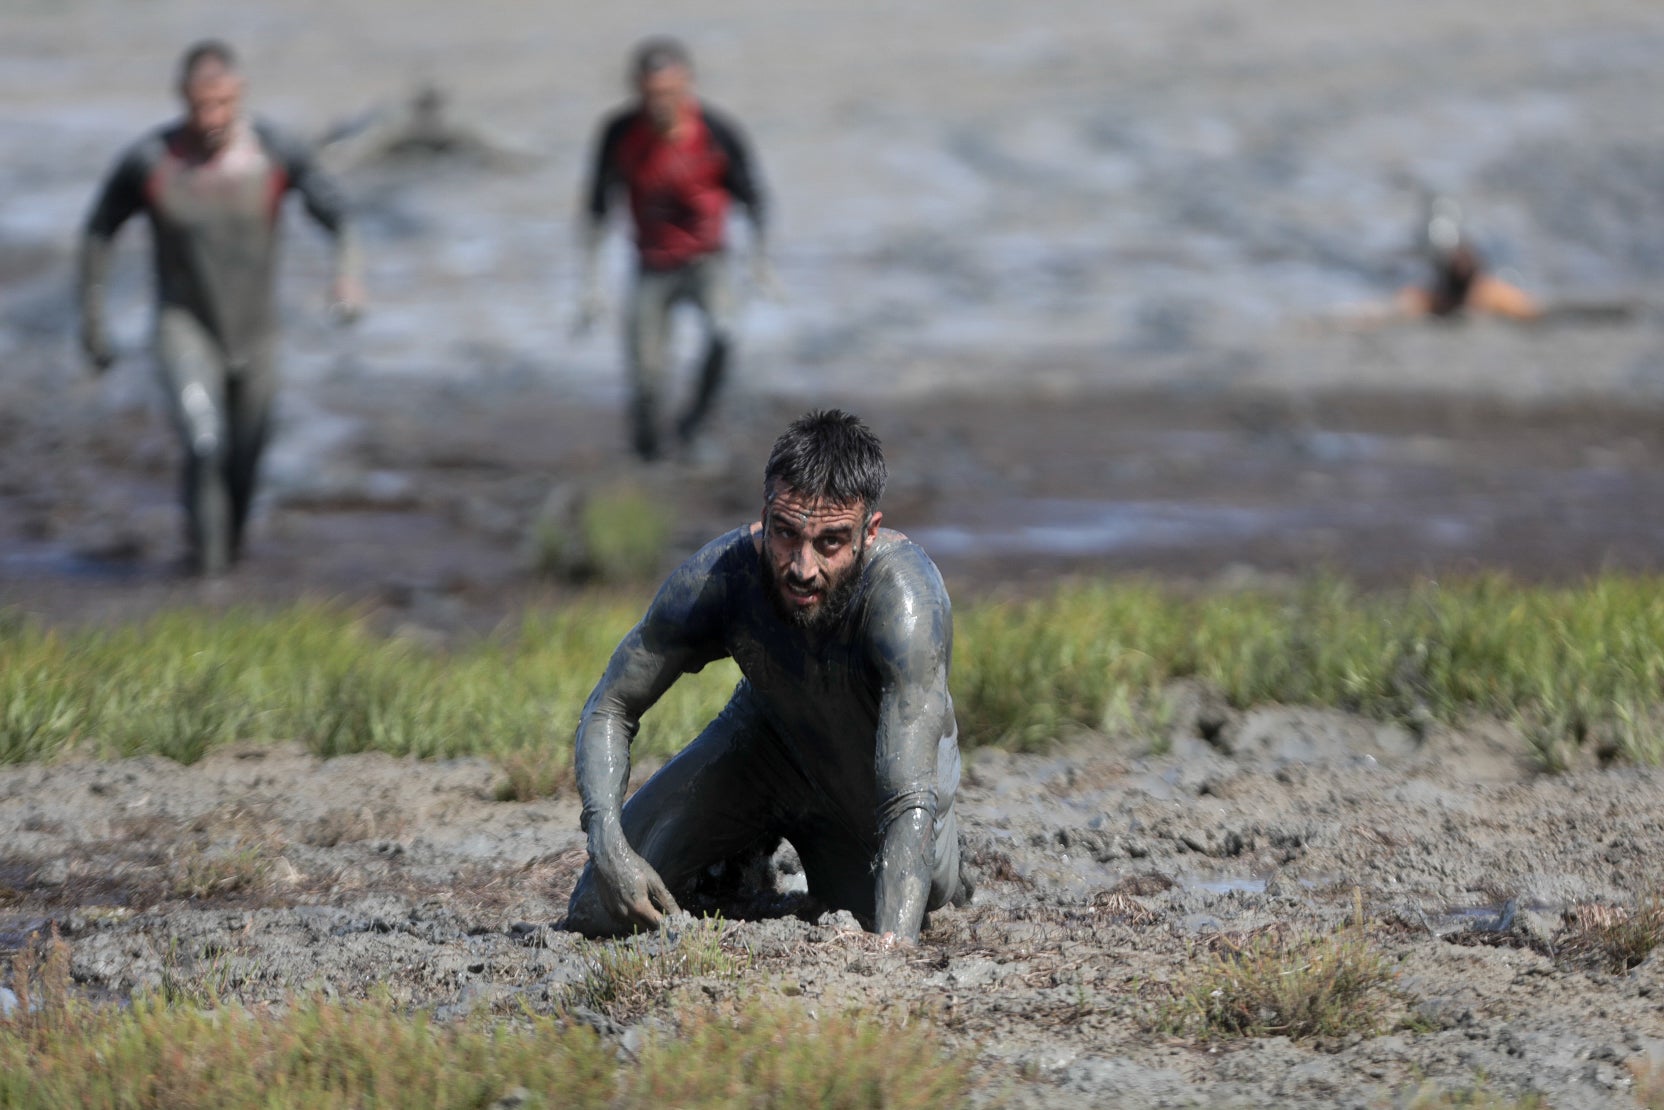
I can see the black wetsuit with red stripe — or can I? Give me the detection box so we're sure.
[584,104,764,271]
[81,117,352,366]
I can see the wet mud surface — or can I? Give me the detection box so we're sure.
[5,379,1664,627]
[4,715,1664,1105]
[5,0,1664,1103]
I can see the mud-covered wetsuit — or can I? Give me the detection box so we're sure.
[1425,253,1479,318]
[583,103,765,458]
[78,117,358,572]
[566,526,963,941]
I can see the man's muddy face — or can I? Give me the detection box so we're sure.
[761,484,880,631]
[638,64,691,135]
[181,65,243,153]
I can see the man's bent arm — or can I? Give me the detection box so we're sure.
[76,145,147,370]
[867,557,955,940]
[705,108,772,286]
[574,553,725,844]
[268,123,363,305]
[706,108,765,239]
[573,113,629,324]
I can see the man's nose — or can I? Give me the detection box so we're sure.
[789,543,816,578]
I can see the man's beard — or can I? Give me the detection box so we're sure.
[766,544,867,632]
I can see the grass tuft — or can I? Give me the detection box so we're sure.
[1152,928,1396,1041]
[0,937,964,1110]
[628,1001,971,1108]
[1400,1080,1550,1109]
[1558,900,1664,972]
[531,481,672,585]
[560,916,743,1023]
[493,749,573,801]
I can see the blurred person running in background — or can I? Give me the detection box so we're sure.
[78,39,364,576]
[574,36,772,463]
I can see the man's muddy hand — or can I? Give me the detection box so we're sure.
[592,832,679,929]
[570,282,606,338]
[329,276,366,325]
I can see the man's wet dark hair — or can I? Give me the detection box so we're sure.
[632,36,692,81]
[178,39,238,86]
[764,409,887,513]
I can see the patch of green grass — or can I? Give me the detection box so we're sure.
[168,839,275,902]
[1152,928,1397,1041]
[1400,1079,1550,1109]
[493,749,573,802]
[560,916,744,1023]
[953,573,1664,761]
[629,1001,971,1109]
[0,602,739,774]
[531,482,672,585]
[0,935,966,1110]
[1558,900,1664,972]
[5,573,1664,770]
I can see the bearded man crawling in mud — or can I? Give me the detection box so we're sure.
[563,410,969,944]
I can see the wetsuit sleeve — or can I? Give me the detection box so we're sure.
[703,108,766,232]
[583,111,633,224]
[77,142,150,350]
[573,536,732,837]
[864,545,955,939]
[260,121,362,287]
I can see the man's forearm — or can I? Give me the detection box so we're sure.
[577,217,604,285]
[77,234,112,339]
[874,808,934,940]
[574,713,634,843]
[331,223,363,290]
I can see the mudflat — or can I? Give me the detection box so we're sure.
[3,0,1664,1104]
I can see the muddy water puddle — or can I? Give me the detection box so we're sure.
[897,393,1664,588]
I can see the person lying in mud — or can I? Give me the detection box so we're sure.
[1393,196,1541,322]
[77,39,364,576]
[314,83,533,171]
[564,409,968,944]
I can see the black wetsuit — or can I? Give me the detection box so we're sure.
[566,526,963,940]
[1426,258,1478,318]
[77,117,358,573]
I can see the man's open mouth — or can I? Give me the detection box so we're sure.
[782,578,822,606]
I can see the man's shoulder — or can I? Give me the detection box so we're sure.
[596,105,642,147]
[643,525,754,635]
[112,125,174,174]
[691,523,754,561]
[861,532,950,608]
[661,525,756,593]
[696,103,749,146]
[248,118,311,167]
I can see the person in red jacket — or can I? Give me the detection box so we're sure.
[575,37,771,462]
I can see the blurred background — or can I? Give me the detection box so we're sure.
[4,0,1664,622]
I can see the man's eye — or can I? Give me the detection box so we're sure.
[815,537,844,555]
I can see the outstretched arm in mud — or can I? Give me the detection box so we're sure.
[868,569,954,943]
[573,560,725,930]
